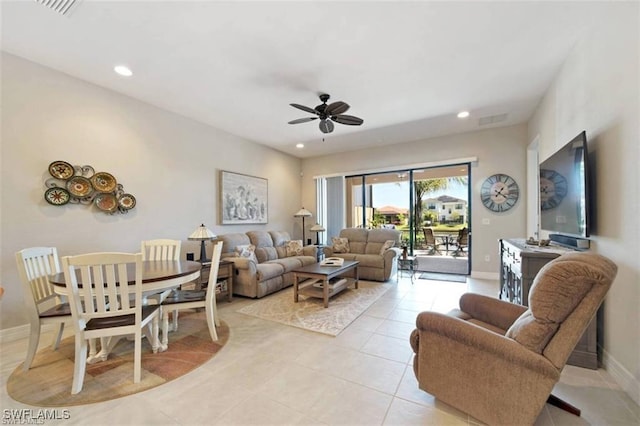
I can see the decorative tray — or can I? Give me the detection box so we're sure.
[66,176,93,197]
[118,193,136,210]
[91,172,117,193]
[94,193,118,212]
[44,187,71,205]
[48,161,75,180]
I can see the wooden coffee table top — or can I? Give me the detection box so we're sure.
[293,260,359,276]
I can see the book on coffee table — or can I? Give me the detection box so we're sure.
[313,277,347,289]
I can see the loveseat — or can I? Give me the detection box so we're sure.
[322,228,401,282]
[218,230,317,298]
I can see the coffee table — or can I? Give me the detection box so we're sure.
[293,260,359,308]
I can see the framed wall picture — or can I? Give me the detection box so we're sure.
[220,170,268,224]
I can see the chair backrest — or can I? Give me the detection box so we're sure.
[205,241,224,305]
[423,228,437,245]
[505,252,617,369]
[16,247,62,313]
[62,252,143,333]
[457,228,469,246]
[141,239,181,261]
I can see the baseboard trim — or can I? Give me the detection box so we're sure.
[0,323,30,344]
[0,323,62,344]
[470,271,499,280]
[602,348,640,406]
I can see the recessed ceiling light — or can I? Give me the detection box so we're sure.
[457,111,470,118]
[296,143,304,148]
[114,65,133,77]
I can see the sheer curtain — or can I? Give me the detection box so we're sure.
[315,176,344,244]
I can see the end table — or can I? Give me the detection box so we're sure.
[397,255,416,284]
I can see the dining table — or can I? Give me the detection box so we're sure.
[49,260,202,360]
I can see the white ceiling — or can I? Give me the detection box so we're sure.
[1,1,614,158]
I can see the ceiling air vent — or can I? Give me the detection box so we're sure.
[478,113,508,126]
[34,0,81,16]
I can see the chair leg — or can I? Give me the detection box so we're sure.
[23,321,41,372]
[51,322,65,350]
[205,303,219,342]
[133,330,141,384]
[171,309,179,332]
[161,309,170,351]
[71,337,88,394]
[547,394,581,416]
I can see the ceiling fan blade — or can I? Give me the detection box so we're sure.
[319,119,334,134]
[332,114,364,126]
[288,117,318,124]
[290,103,318,115]
[325,101,350,116]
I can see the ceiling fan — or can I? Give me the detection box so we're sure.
[288,93,364,134]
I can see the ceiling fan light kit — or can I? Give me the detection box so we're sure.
[288,93,364,134]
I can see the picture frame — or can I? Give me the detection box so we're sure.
[219,170,268,224]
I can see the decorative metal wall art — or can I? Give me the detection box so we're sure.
[44,160,136,214]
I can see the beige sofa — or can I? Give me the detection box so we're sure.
[322,228,401,281]
[218,230,317,298]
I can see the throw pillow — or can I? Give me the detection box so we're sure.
[332,237,350,253]
[285,240,303,257]
[234,244,257,263]
[380,239,396,255]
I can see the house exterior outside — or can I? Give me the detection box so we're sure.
[424,195,467,224]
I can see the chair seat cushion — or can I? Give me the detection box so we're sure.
[86,305,159,330]
[40,303,72,318]
[162,290,206,305]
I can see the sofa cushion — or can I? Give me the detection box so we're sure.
[256,262,284,281]
[269,231,291,247]
[332,237,350,253]
[255,246,278,263]
[285,240,303,257]
[247,231,274,248]
[219,233,251,254]
[267,257,302,272]
[339,228,368,253]
[235,244,257,263]
[353,254,385,268]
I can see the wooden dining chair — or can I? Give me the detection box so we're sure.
[141,239,181,262]
[15,247,71,372]
[161,241,223,346]
[62,252,160,394]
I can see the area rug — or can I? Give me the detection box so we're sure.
[418,272,467,283]
[415,256,468,274]
[237,281,390,336]
[6,312,229,407]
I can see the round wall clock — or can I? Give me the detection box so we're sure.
[539,169,568,210]
[480,174,519,212]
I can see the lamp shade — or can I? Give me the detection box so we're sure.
[188,224,216,240]
[310,224,325,232]
[294,208,313,217]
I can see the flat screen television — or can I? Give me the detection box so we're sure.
[539,130,590,239]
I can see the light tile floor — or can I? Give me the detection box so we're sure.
[1,276,638,425]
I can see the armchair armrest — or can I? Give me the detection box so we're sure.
[459,293,527,331]
[414,311,557,378]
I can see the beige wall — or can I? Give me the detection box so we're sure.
[0,53,302,329]
[301,124,529,276]
[528,4,639,403]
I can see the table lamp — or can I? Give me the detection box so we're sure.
[310,223,325,245]
[294,208,313,245]
[188,223,216,262]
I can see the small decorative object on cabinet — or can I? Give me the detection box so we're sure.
[499,238,599,369]
[480,174,519,212]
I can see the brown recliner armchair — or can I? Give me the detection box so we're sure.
[409,252,617,426]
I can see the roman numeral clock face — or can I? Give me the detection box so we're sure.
[480,174,519,212]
